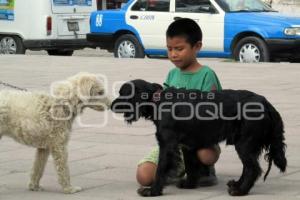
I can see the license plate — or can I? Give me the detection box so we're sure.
[67,21,79,31]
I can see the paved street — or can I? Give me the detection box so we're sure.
[0,54,299,200]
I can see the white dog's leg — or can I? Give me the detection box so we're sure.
[29,148,50,191]
[51,144,82,194]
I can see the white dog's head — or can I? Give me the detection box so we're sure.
[52,72,111,112]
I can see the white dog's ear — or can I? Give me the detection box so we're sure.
[77,76,95,99]
[52,81,74,99]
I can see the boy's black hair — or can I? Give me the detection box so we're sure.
[166,18,202,47]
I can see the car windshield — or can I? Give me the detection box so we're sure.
[215,0,277,12]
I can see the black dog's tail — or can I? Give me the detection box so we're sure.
[263,100,287,181]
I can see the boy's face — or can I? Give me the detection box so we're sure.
[166,36,202,70]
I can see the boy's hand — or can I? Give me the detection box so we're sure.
[211,84,217,91]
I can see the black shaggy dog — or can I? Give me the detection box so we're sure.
[111,79,287,197]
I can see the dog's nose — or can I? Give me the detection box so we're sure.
[102,97,112,109]
[111,99,131,113]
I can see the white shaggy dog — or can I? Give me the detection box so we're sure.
[0,72,111,194]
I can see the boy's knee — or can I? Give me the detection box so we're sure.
[197,146,221,166]
[136,162,157,186]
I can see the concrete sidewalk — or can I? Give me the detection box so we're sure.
[0,55,299,200]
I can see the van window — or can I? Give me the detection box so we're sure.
[53,0,92,6]
[131,0,170,11]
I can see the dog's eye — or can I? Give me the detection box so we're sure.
[98,90,104,95]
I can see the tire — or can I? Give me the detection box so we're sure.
[233,36,270,63]
[114,34,145,58]
[47,49,74,56]
[0,35,26,54]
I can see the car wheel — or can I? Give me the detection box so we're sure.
[0,35,26,54]
[233,36,270,63]
[47,49,74,56]
[114,34,145,58]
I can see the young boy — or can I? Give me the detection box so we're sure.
[136,18,222,187]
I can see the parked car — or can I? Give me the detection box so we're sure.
[0,0,97,55]
[87,0,300,62]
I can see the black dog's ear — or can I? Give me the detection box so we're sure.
[151,83,163,91]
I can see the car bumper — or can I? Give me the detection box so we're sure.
[86,33,114,51]
[265,38,300,58]
[23,39,96,50]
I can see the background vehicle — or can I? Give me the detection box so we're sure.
[0,0,97,55]
[88,0,300,62]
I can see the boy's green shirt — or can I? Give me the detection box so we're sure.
[138,65,222,168]
[164,65,222,91]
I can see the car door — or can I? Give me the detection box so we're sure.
[126,0,173,49]
[170,0,225,52]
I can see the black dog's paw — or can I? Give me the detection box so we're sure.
[176,178,197,189]
[228,186,248,196]
[227,179,239,188]
[137,187,162,197]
